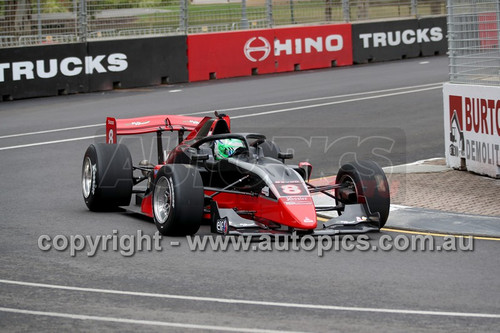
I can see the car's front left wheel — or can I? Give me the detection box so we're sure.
[152,164,204,236]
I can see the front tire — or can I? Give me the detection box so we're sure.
[82,143,133,211]
[152,164,204,236]
[336,161,390,228]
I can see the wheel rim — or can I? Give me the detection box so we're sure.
[82,156,93,198]
[154,176,173,224]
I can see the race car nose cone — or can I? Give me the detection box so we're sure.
[278,197,317,229]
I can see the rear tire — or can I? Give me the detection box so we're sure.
[82,143,133,211]
[152,164,204,236]
[336,161,390,228]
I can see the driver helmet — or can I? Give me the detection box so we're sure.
[213,139,245,160]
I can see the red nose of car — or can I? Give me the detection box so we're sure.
[278,197,318,229]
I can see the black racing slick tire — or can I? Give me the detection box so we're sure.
[152,164,204,236]
[82,143,133,211]
[335,161,390,228]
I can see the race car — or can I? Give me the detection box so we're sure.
[81,112,390,236]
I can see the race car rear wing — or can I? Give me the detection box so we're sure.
[105,113,231,164]
[105,115,207,144]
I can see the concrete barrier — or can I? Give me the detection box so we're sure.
[352,16,447,64]
[0,36,188,100]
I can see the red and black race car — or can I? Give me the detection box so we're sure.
[81,112,390,236]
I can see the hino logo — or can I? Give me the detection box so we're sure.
[244,37,271,62]
[359,27,443,48]
[0,53,128,82]
[244,35,343,62]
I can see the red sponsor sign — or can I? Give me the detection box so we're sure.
[479,12,498,49]
[449,95,463,132]
[188,24,352,82]
[273,25,352,72]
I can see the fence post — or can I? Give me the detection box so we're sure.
[342,0,350,22]
[78,0,87,42]
[180,0,188,34]
[411,0,417,17]
[290,0,296,24]
[266,0,273,27]
[325,0,332,22]
[241,0,249,30]
[447,0,456,81]
[37,0,42,43]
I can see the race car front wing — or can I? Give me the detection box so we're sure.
[210,201,381,237]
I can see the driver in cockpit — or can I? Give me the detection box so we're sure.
[212,139,245,160]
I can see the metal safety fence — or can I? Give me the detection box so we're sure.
[448,0,500,86]
[1,1,446,48]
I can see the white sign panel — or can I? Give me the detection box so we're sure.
[443,83,500,178]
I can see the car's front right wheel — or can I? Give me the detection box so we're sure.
[335,160,390,228]
[82,143,133,211]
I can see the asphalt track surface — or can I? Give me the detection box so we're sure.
[0,56,499,332]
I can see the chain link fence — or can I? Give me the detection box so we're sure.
[1,0,446,48]
[448,0,500,86]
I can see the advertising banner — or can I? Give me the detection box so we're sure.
[187,24,352,82]
[444,83,500,178]
[87,36,188,92]
[352,18,446,64]
[0,43,88,100]
[418,17,448,57]
[273,24,352,72]
[0,36,188,100]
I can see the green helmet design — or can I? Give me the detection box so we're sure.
[213,139,245,160]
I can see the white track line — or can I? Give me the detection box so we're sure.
[0,82,442,140]
[0,307,302,333]
[230,86,440,119]
[0,135,105,151]
[0,279,498,319]
[0,124,105,140]
[0,85,441,151]
[189,82,444,115]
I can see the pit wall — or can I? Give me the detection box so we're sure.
[0,17,446,100]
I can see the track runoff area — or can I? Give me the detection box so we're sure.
[1,59,499,332]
